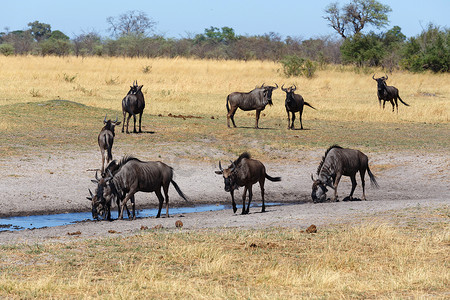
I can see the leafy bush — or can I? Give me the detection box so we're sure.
[280,55,317,78]
[401,24,450,73]
[0,43,15,56]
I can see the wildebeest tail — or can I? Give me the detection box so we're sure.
[226,95,230,113]
[265,174,281,182]
[398,95,410,106]
[367,165,379,188]
[171,179,188,201]
[304,101,316,110]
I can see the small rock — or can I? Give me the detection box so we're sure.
[67,231,81,236]
[306,224,317,233]
[140,225,149,230]
[175,220,183,228]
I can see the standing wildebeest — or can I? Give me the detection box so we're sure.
[98,115,121,174]
[226,83,278,128]
[92,155,187,220]
[215,152,281,214]
[372,74,409,113]
[122,80,145,133]
[281,84,316,130]
[311,145,378,203]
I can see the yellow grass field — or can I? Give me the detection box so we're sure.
[0,56,448,124]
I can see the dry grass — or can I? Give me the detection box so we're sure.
[0,56,448,124]
[0,206,448,299]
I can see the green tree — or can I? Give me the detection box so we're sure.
[340,32,385,66]
[49,30,69,40]
[324,0,391,39]
[28,21,51,41]
[401,24,450,73]
[0,43,14,56]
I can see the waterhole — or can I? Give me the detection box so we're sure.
[0,203,281,232]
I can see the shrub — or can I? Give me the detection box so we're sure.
[280,55,317,78]
[0,43,15,56]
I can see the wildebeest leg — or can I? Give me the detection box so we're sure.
[118,192,135,220]
[125,113,132,134]
[241,186,248,214]
[163,184,170,218]
[394,98,399,113]
[259,178,266,213]
[255,110,261,129]
[100,149,105,173]
[286,109,291,129]
[155,189,165,218]
[138,112,143,133]
[230,190,237,213]
[245,186,253,214]
[332,174,342,202]
[299,109,304,130]
[132,114,137,133]
[382,101,386,110]
[360,170,366,200]
[122,112,127,133]
[349,175,357,200]
[227,107,238,128]
[391,100,395,113]
[291,112,296,129]
[130,195,136,220]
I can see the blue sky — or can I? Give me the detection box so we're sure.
[1,0,448,39]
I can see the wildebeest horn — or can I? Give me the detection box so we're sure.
[384,74,388,80]
[230,161,236,172]
[87,189,94,201]
[281,84,287,92]
[292,84,297,92]
[115,116,118,123]
[104,114,107,124]
[218,161,223,172]
[372,74,376,80]
[274,83,278,89]
[95,170,100,181]
[311,174,315,182]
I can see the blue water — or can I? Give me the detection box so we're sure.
[0,202,281,232]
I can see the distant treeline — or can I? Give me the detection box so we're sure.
[0,23,449,73]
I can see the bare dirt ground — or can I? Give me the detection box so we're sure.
[0,149,448,244]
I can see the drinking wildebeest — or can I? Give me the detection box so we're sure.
[311,145,378,203]
[92,155,187,220]
[98,115,121,175]
[226,83,278,128]
[372,74,409,113]
[215,152,281,214]
[281,84,316,130]
[122,80,145,133]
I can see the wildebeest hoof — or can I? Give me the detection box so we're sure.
[232,207,237,213]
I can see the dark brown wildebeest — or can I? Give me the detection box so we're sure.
[92,155,187,220]
[122,80,145,133]
[98,115,121,175]
[226,83,278,128]
[215,152,281,214]
[372,74,409,113]
[311,145,378,203]
[281,84,316,130]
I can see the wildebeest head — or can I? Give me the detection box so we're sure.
[259,83,278,106]
[281,84,297,103]
[310,174,333,203]
[89,171,114,220]
[215,161,239,192]
[102,115,121,134]
[127,80,143,95]
[372,74,388,91]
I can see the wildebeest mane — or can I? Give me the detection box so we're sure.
[234,152,251,166]
[316,145,342,175]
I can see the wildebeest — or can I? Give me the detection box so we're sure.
[215,152,281,214]
[98,115,121,175]
[311,145,378,203]
[92,155,187,220]
[226,83,278,128]
[372,74,409,113]
[281,84,316,130]
[122,80,145,133]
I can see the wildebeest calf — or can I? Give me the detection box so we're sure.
[311,145,378,203]
[215,152,281,214]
